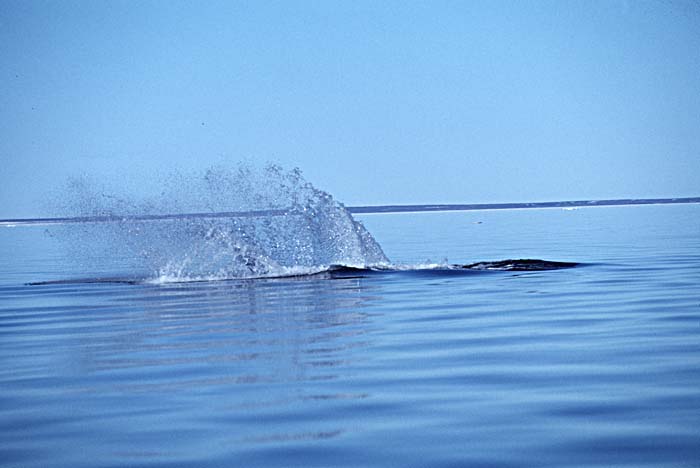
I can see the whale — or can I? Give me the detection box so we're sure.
[26,259,579,286]
[456,259,579,271]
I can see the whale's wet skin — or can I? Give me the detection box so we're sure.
[2,168,699,468]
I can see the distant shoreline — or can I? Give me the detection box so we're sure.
[1,196,699,226]
[347,196,700,214]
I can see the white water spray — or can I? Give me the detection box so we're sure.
[56,164,389,282]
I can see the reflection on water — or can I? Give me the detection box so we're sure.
[84,277,374,377]
[0,274,380,467]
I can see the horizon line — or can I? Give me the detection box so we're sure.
[347,196,700,214]
[1,196,699,226]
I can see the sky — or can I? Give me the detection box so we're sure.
[1,0,699,218]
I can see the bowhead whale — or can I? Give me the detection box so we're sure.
[457,259,578,271]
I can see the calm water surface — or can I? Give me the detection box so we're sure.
[1,205,699,467]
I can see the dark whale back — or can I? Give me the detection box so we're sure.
[458,259,579,271]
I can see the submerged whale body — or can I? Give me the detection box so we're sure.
[456,259,579,271]
[331,259,579,275]
[27,259,579,285]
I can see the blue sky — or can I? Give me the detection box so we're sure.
[1,0,699,218]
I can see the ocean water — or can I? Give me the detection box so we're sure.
[1,204,699,468]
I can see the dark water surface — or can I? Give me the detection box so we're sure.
[1,205,699,467]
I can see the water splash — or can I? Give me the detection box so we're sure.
[55,164,389,282]
[46,164,579,285]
